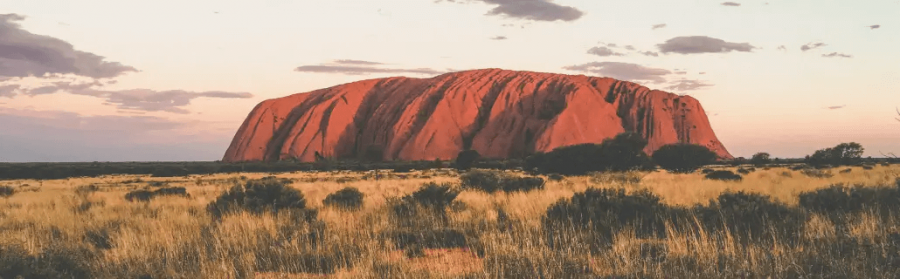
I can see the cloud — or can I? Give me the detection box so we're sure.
[674,71,687,75]
[563,62,671,83]
[0,84,19,97]
[868,25,880,29]
[822,52,852,58]
[0,13,137,79]
[624,45,635,51]
[490,36,508,40]
[657,36,756,54]
[438,0,584,22]
[0,107,232,162]
[587,46,624,57]
[11,80,253,114]
[652,23,667,30]
[640,51,659,57]
[827,105,846,110]
[295,60,445,76]
[777,45,787,51]
[800,42,826,51]
[665,79,713,92]
[332,59,383,65]
[721,2,741,6]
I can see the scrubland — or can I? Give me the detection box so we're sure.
[1,165,899,278]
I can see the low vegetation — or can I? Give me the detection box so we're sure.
[0,142,898,278]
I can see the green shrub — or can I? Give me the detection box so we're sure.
[323,187,364,211]
[0,243,96,279]
[590,171,643,185]
[207,177,315,220]
[455,150,481,171]
[652,143,718,173]
[526,132,654,175]
[806,142,864,167]
[695,191,806,243]
[125,187,189,202]
[0,185,15,198]
[799,183,900,217]
[459,170,545,193]
[544,188,672,247]
[391,182,460,221]
[704,170,742,181]
[800,169,833,178]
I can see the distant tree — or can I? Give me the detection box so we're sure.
[454,150,481,171]
[750,152,772,166]
[525,132,654,175]
[806,142,864,167]
[652,144,719,173]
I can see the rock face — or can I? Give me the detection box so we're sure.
[223,69,732,162]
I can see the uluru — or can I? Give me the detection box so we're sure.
[223,68,732,162]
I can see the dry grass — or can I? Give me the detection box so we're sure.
[0,165,898,278]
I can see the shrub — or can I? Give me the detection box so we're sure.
[0,185,15,198]
[455,150,481,171]
[839,168,852,174]
[750,152,772,166]
[74,184,100,196]
[125,187,189,202]
[696,191,806,242]
[799,183,900,217]
[590,171,643,185]
[544,188,672,246]
[806,142,864,167]
[0,243,96,279]
[525,132,654,175]
[391,182,460,221]
[800,169,833,178]
[207,176,315,220]
[704,170,742,181]
[736,168,751,175]
[459,170,545,193]
[701,168,714,174]
[652,143,719,173]
[323,187,364,211]
[548,173,565,181]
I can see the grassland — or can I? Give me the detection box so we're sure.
[0,165,899,278]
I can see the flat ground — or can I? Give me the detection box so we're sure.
[1,165,898,278]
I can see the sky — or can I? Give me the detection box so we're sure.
[0,0,898,162]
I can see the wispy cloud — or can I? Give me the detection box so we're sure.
[563,62,671,83]
[868,25,880,30]
[657,36,756,54]
[295,60,446,76]
[0,84,19,98]
[332,59,383,65]
[665,79,713,92]
[827,105,846,110]
[0,13,137,79]
[721,2,741,6]
[652,23,667,30]
[822,52,852,58]
[800,42,827,51]
[490,35,508,40]
[587,46,624,57]
[437,0,584,22]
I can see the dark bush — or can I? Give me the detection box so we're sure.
[696,191,806,243]
[0,185,14,198]
[800,169,833,178]
[544,188,673,245]
[0,244,96,279]
[207,177,315,220]
[652,143,719,173]
[459,170,545,193]
[391,182,460,221]
[704,170,742,181]
[701,168,714,174]
[323,187,364,211]
[839,168,852,174]
[388,228,468,249]
[548,173,565,181]
[750,152,771,166]
[125,187,189,202]
[455,150,481,171]
[405,244,425,258]
[736,168,751,175]
[799,183,900,217]
[862,165,874,170]
[525,132,654,175]
[806,142,864,167]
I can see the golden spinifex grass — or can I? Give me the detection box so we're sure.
[0,165,898,278]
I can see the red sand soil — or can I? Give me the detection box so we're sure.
[223,69,731,162]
